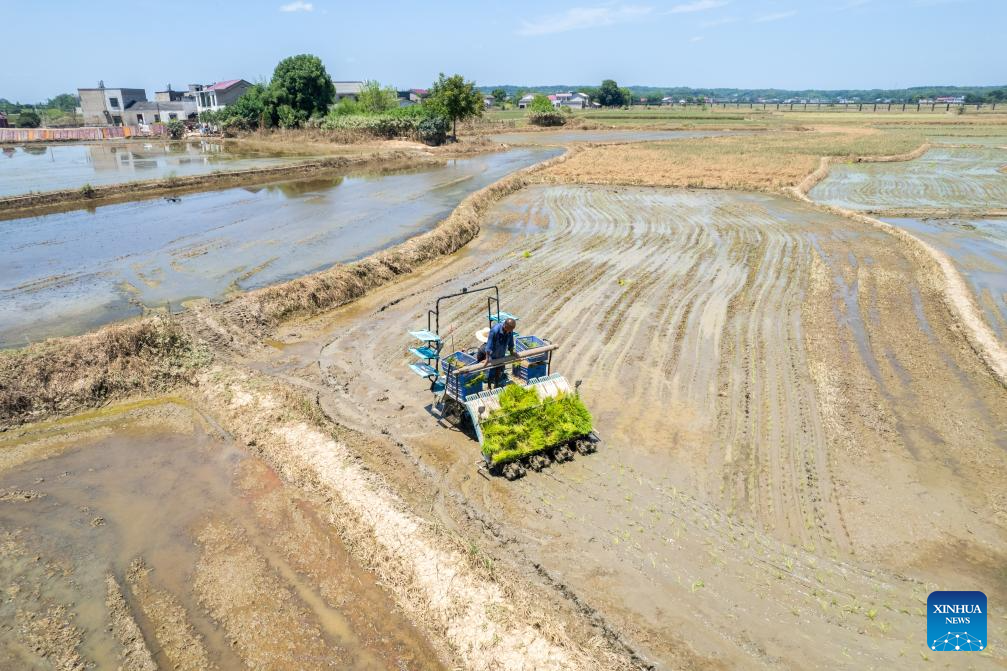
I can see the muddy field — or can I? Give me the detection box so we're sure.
[4,126,1007,670]
[0,399,443,670]
[809,145,1007,212]
[251,184,1007,668]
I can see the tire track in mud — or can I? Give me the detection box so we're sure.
[258,182,1007,669]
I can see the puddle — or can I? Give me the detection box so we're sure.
[0,406,443,669]
[0,146,560,347]
[488,129,739,145]
[0,140,304,197]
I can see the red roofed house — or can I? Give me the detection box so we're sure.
[191,79,252,115]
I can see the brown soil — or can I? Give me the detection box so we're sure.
[243,183,1007,668]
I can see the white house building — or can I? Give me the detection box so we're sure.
[192,79,252,115]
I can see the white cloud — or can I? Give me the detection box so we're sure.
[518,5,653,36]
[280,0,313,12]
[753,9,797,22]
[668,0,728,13]
[690,35,704,42]
[701,15,739,27]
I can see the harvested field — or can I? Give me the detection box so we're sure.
[809,145,1007,212]
[254,184,1007,668]
[544,127,929,191]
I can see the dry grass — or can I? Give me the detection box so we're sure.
[546,127,935,191]
[0,317,209,428]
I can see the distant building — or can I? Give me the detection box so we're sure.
[191,79,252,115]
[397,89,428,107]
[78,82,147,126]
[517,92,590,109]
[483,94,495,109]
[120,100,193,126]
[0,111,7,128]
[334,81,364,101]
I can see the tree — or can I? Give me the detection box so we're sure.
[529,94,554,113]
[596,79,627,107]
[17,109,40,128]
[268,54,334,126]
[358,80,399,114]
[491,88,508,108]
[46,93,78,112]
[219,84,273,130]
[426,73,483,140]
[165,119,185,139]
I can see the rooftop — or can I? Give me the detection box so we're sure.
[206,79,246,91]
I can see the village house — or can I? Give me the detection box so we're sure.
[334,81,364,101]
[191,79,252,115]
[517,92,591,109]
[397,89,428,107]
[77,82,147,126]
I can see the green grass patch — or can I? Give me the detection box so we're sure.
[481,384,592,465]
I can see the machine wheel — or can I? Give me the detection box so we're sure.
[528,453,551,472]
[502,462,526,480]
[573,438,596,455]
[553,445,574,463]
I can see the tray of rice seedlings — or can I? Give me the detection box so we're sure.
[476,383,596,479]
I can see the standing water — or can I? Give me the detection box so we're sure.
[0,146,560,346]
[0,141,304,197]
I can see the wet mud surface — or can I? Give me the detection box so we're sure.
[0,147,558,347]
[0,141,303,198]
[0,401,443,670]
[809,145,1007,211]
[255,184,1007,669]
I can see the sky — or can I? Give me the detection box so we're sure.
[1,0,1003,101]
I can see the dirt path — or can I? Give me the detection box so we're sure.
[250,184,1007,668]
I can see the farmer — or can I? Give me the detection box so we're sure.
[476,318,516,388]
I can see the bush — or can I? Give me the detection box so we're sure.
[480,385,593,465]
[165,119,185,139]
[17,109,41,128]
[527,110,566,127]
[319,107,450,145]
[417,115,449,145]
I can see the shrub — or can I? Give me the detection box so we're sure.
[528,110,566,127]
[79,183,96,198]
[417,115,449,145]
[17,109,41,128]
[165,119,185,139]
[480,385,592,465]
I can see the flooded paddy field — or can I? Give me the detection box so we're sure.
[488,129,738,145]
[884,216,1007,338]
[0,146,558,347]
[0,141,305,197]
[257,184,1007,669]
[0,399,443,670]
[808,145,1007,211]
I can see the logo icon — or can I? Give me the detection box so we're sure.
[928,591,986,652]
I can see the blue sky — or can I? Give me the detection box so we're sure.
[2,0,1002,101]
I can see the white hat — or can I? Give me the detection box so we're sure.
[475,327,491,343]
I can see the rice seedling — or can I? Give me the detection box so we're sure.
[480,384,593,465]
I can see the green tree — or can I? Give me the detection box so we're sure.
[621,88,634,107]
[268,54,334,126]
[596,79,627,107]
[46,93,78,112]
[358,80,399,114]
[219,84,273,130]
[491,88,507,108]
[529,94,554,113]
[165,119,185,139]
[426,73,483,140]
[16,109,41,128]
